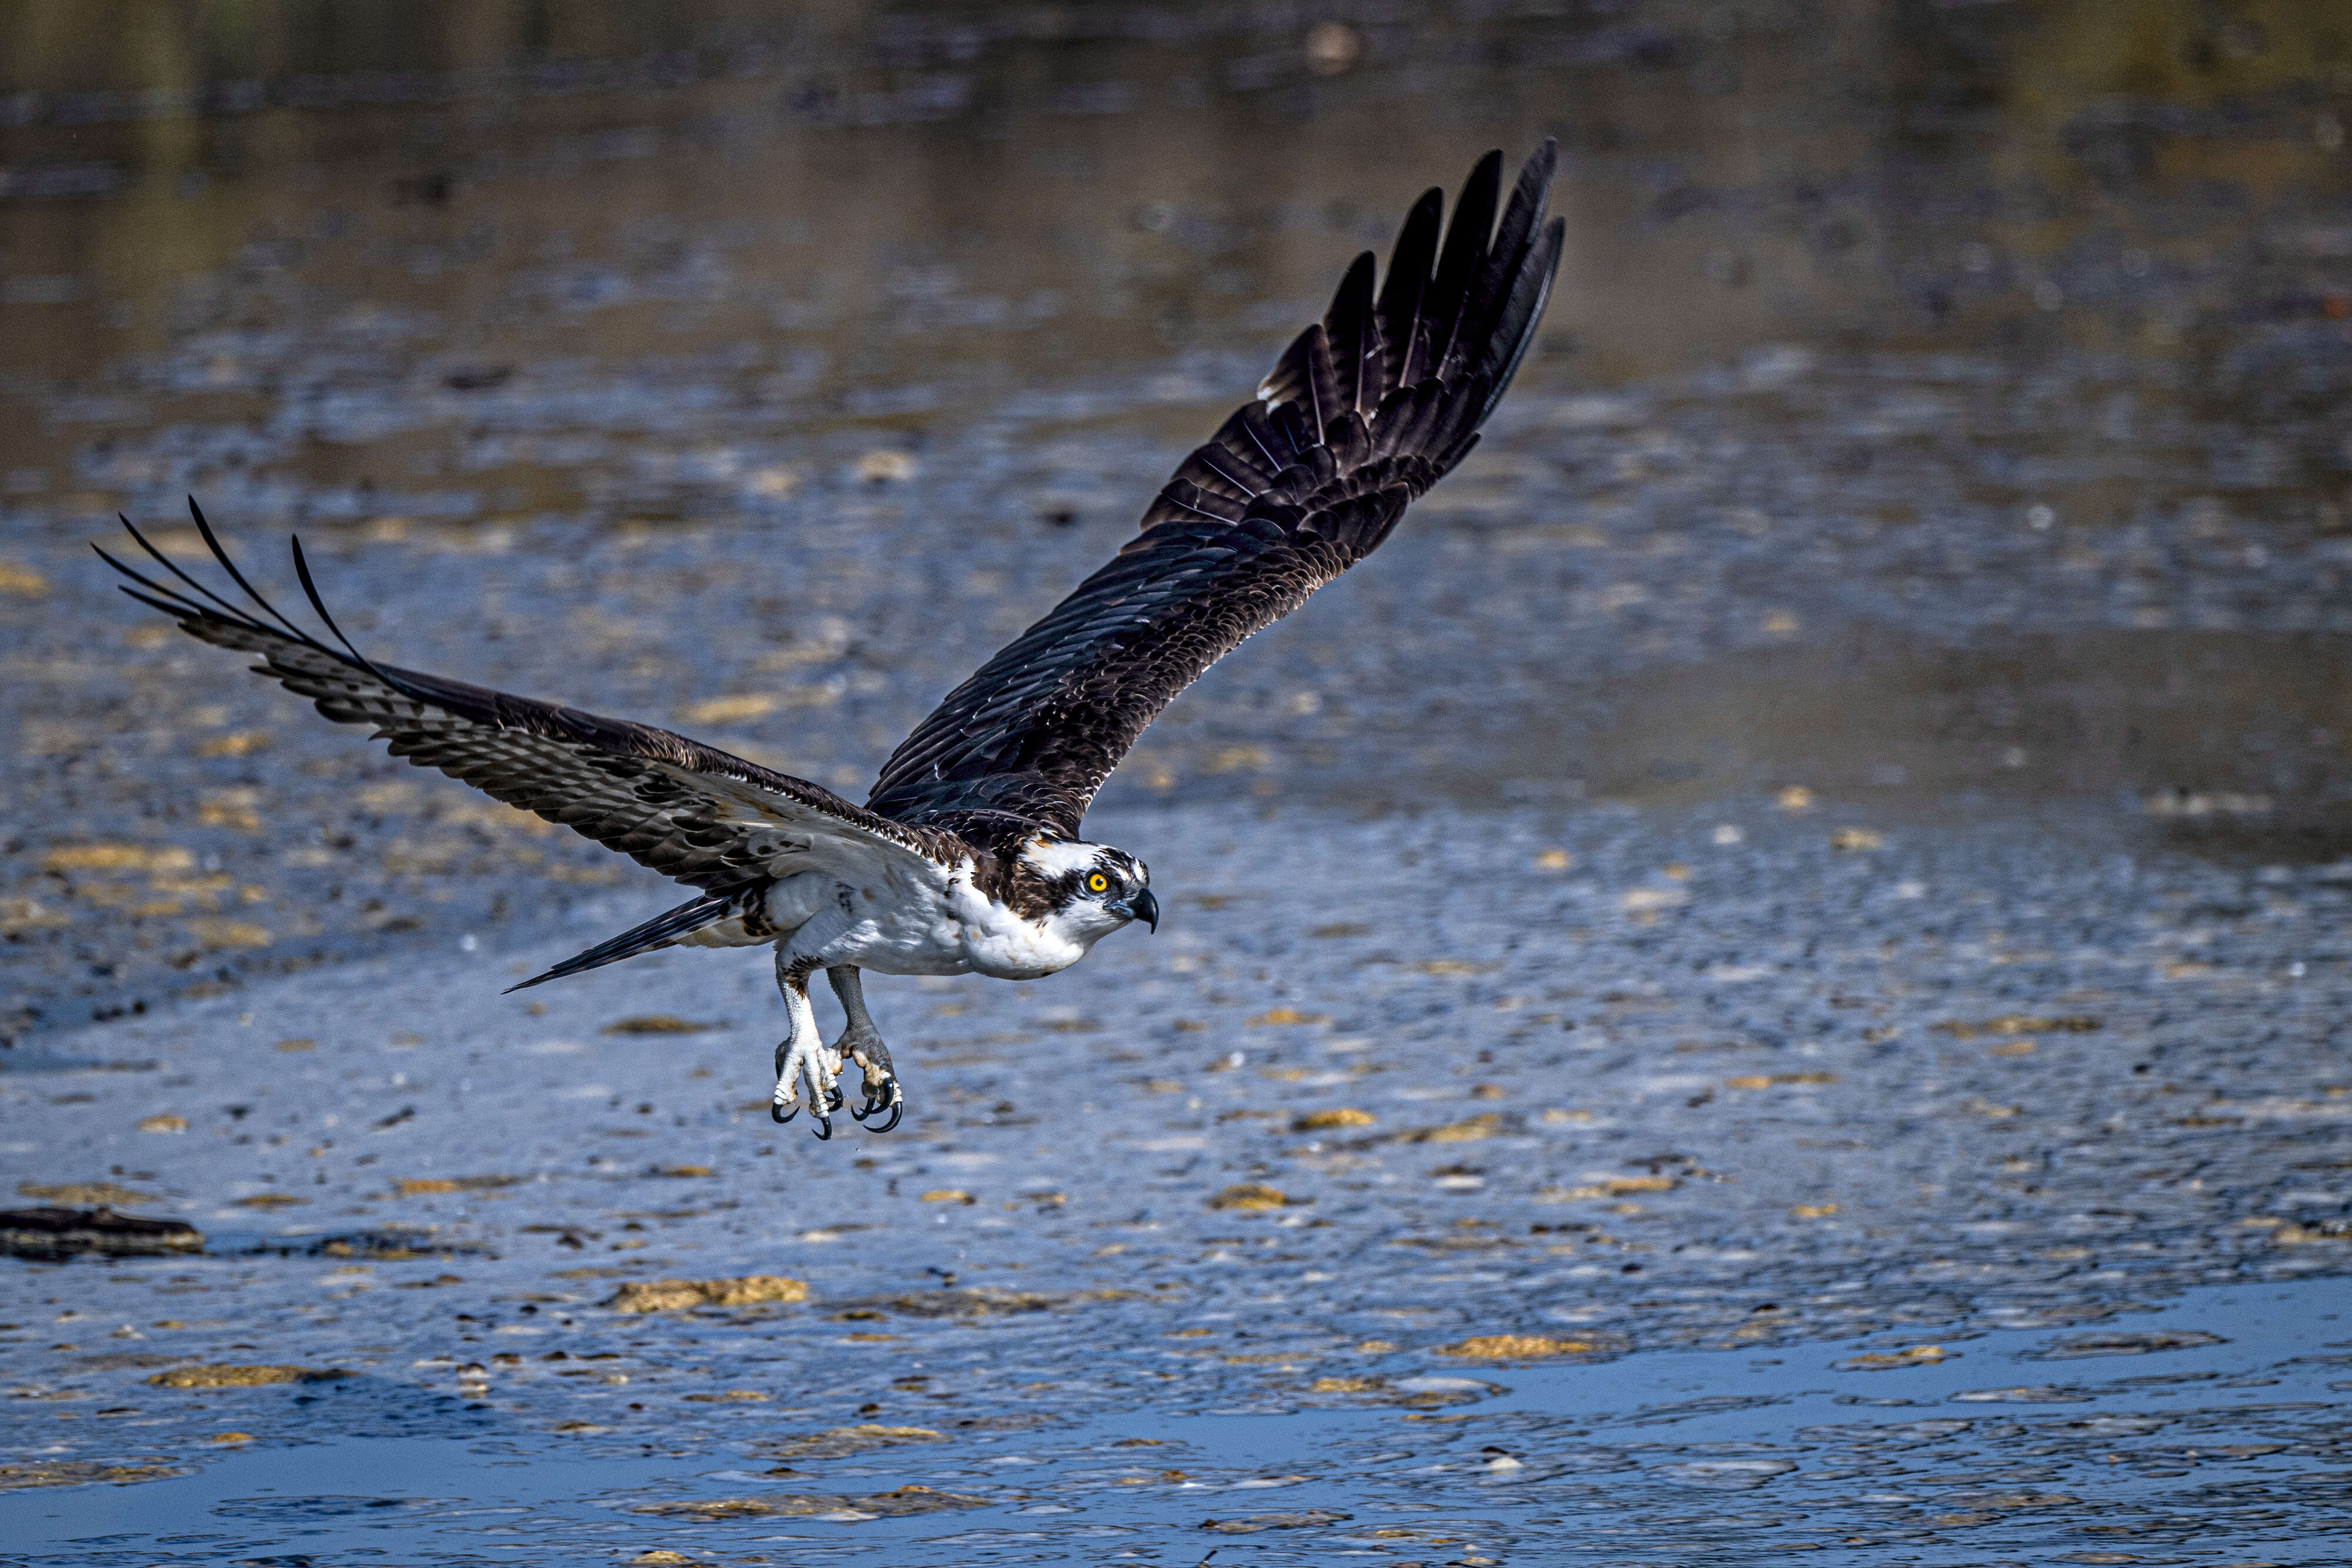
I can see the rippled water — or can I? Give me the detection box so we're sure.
[6,2,2352,1561]
[10,1276,2352,1563]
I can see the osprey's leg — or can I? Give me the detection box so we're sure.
[827,965,901,1134]
[770,949,843,1137]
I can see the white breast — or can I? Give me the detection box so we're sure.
[763,859,1111,982]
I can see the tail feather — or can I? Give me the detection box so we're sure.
[505,888,755,993]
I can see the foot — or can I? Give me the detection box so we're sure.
[771,1035,844,1137]
[838,1026,903,1134]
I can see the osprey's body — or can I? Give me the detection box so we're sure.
[99,143,1563,1138]
[676,847,1145,982]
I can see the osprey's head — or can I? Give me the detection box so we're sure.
[1013,837,1158,938]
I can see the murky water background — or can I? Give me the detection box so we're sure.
[6,2,2352,1562]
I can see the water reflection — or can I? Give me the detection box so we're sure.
[4,1,2348,533]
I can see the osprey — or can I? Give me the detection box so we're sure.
[99,145,1565,1139]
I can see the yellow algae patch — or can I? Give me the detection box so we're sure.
[2273,1222,2352,1246]
[185,920,272,948]
[1248,1007,1330,1027]
[1933,1014,2100,1039]
[0,562,49,597]
[1309,1376,1386,1393]
[1830,827,1883,851]
[18,1181,160,1206]
[195,731,270,760]
[677,693,780,726]
[637,1482,983,1519]
[1414,958,1499,975]
[653,1164,714,1179]
[681,1389,769,1403]
[273,1038,317,1053]
[207,1432,255,1445]
[761,1423,948,1460]
[44,844,193,874]
[856,449,918,483]
[1534,848,1572,870]
[1435,1335,1597,1360]
[229,1193,308,1209]
[196,793,263,831]
[1539,1175,1681,1199]
[606,1275,810,1312]
[627,1553,696,1566]
[1724,1071,1837,1090]
[391,1176,520,1197]
[0,896,68,931]
[1793,1202,1840,1218]
[1777,785,1813,812]
[602,1015,721,1035]
[0,1460,185,1489]
[1292,1108,1375,1131]
[1409,1113,1504,1144]
[920,1189,975,1205]
[676,688,837,727]
[1838,1345,1950,1370]
[1207,1183,1298,1211]
[148,1365,352,1388]
[136,1114,188,1134]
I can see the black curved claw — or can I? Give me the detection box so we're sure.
[811,1111,833,1141]
[771,1100,797,1125]
[851,1083,903,1134]
[824,1084,845,1114]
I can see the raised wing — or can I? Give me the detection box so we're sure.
[866,143,1565,848]
[98,507,968,899]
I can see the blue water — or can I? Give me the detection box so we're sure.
[10,1274,2349,1565]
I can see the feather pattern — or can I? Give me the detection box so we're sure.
[867,142,1564,848]
[97,506,976,899]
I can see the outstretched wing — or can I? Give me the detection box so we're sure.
[866,143,1565,847]
[98,506,970,900]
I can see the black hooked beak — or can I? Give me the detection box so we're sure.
[1125,887,1160,933]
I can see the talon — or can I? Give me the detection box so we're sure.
[851,1078,903,1132]
[771,1101,796,1125]
[811,1112,833,1141]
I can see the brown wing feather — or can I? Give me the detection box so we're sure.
[866,143,1565,849]
[99,516,967,894]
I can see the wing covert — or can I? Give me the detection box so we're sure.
[867,142,1565,847]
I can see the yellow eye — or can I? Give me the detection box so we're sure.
[1086,872,1110,894]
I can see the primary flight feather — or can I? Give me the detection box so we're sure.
[99,143,1566,1139]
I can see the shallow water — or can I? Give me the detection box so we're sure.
[9,1275,2351,1563]
[6,2,2352,1561]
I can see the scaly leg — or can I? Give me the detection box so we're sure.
[771,949,843,1138]
[827,965,902,1134]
